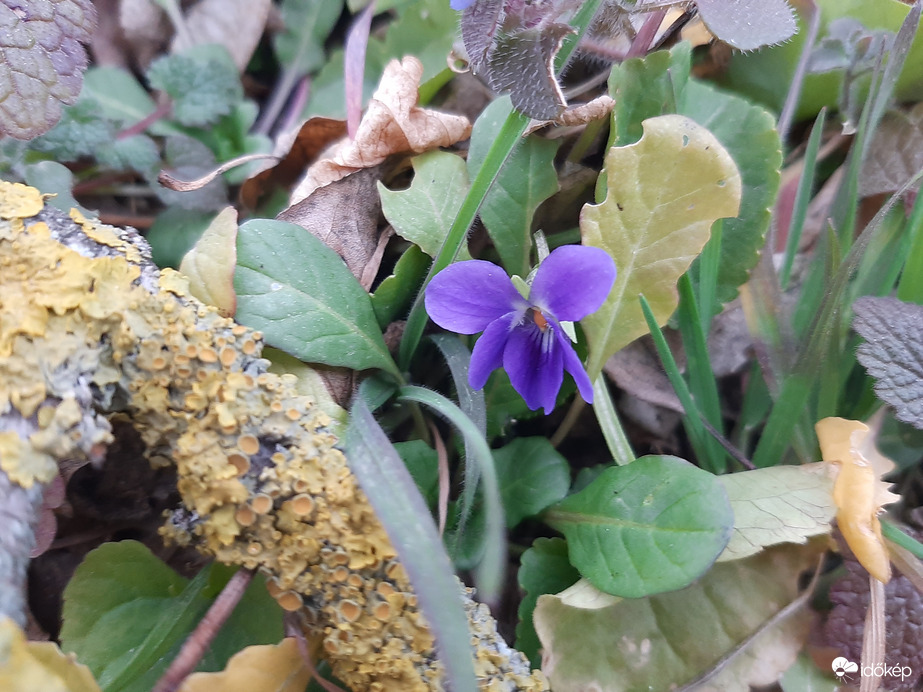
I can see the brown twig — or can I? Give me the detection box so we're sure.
[286,617,348,692]
[152,568,254,692]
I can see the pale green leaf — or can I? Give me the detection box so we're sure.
[468,97,561,276]
[179,206,238,315]
[717,463,836,562]
[534,544,821,692]
[580,114,742,378]
[274,0,344,76]
[378,151,471,258]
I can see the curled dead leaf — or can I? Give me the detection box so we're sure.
[816,416,900,583]
[290,56,472,204]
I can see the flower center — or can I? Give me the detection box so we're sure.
[531,307,549,332]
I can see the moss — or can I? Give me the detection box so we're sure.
[0,182,548,691]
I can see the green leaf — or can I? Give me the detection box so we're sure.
[494,437,570,528]
[146,207,218,270]
[468,97,561,276]
[516,538,580,668]
[545,455,733,598]
[718,463,836,562]
[680,79,781,309]
[30,99,114,161]
[60,541,281,692]
[0,0,96,139]
[371,243,430,328]
[381,0,459,85]
[580,114,742,378]
[234,218,400,377]
[81,67,158,129]
[378,151,471,258]
[394,439,440,508]
[274,0,344,76]
[96,135,161,177]
[534,544,820,692]
[608,43,691,147]
[147,45,243,127]
[23,161,91,216]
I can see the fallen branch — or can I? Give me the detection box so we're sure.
[0,183,547,691]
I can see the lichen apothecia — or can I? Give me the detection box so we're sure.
[0,182,547,692]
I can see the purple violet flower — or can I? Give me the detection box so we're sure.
[424,245,616,413]
[450,0,476,10]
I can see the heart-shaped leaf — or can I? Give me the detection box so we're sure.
[545,455,733,598]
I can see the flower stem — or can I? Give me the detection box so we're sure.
[397,0,606,371]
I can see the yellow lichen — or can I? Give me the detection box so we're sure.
[0,184,549,692]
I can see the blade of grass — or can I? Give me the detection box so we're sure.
[396,385,505,604]
[398,0,606,370]
[346,398,478,692]
[896,181,923,303]
[695,219,722,331]
[640,295,723,473]
[780,109,827,290]
[677,273,727,473]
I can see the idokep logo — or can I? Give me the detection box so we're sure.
[831,656,913,683]
[832,657,859,678]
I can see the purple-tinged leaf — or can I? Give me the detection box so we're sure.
[487,24,571,120]
[697,0,796,51]
[461,0,503,74]
[854,296,923,430]
[0,0,97,139]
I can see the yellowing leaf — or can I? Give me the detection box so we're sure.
[177,639,310,692]
[179,206,238,315]
[534,544,820,692]
[580,114,742,378]
[718,463,836,562]
[816,417,900,583]
[0,617,101,692]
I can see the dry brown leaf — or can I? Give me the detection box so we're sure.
[816,416,900,583]
[0,617,101,692]
[171,0,271,72]
[177,638,311,692]
[118,0,170,69]
[291,56,472,204]
[861,104,923,197]
[239,117,348,209]
[277,165,389,288]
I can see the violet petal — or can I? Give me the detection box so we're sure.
[554,323,594,403]
[503,321,564,413]
[468,312,518,389]
[425,260,524,334]
[530,245,616,321]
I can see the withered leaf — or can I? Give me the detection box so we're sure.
[0,0,97,139]
[854,296,923,430]
[171,0,271,72]
[239,117,348,209]
[861,104,923,197]
[278,165,387,289]
[290,57,471,204]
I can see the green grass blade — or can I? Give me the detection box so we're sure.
[640,295,722,473]
[677,274,727,473]
[897,183,923,303]
[396,385,505,603]
[780,109,826,290]
[346,398,479,692]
